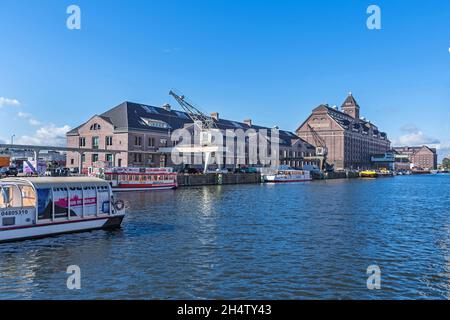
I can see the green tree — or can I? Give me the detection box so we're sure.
[442,158,450,170]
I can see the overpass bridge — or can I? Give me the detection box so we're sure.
[0,143,124,173]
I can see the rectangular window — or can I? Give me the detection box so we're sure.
[92,137,99,149]
[135,136,142,146]
[148,137,155,147]
[79,137,86,147]
[92,154,99,162]
[70,159,74,165]
[133,153,142,163]
[81,154,86,163]
[106,154,113,162]
[105,136,113,146]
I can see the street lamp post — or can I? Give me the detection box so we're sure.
[11,134,15,145]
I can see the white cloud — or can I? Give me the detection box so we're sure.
[16,124,71,146]
[397,131,440,146]
[17,111,31,118]
[399,123,419,134]
[395,124,440,146]
[0,97,21,107]
[395,124,450,162]
[431,141,450,161]
[17,112,42,126]
[28,118,42,126]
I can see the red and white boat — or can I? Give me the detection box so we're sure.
[0,177,126,243]
[103,167,178,192]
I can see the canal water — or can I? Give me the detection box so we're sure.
[1,175,450,299]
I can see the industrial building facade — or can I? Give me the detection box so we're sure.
[66,101,318,172]
[393,146,438,170]
[296,93,391,170]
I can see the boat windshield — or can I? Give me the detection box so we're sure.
[0,185,36,208]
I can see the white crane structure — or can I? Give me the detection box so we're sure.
[168,90,226,173]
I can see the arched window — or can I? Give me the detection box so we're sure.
[90,123,101,131]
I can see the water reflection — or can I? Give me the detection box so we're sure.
[1,175,450,299]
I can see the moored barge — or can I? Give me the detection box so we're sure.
[263,168,312,183]
[103,167,178,192]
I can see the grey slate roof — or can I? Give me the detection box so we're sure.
[308,100,388,139]
[67,101,313,149]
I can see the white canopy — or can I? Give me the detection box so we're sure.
[0,177,110,189]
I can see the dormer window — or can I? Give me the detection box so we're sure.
[141,118,170,129]
[90,123,101,131]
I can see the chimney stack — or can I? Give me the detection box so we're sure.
[244,119,252,126]
[163,103,171,111]
[211,112,219,121]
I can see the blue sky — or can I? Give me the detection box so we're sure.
[1,0,449,159]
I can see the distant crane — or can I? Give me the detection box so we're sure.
[303,124,333,172]
[169,90,223,173]
[169,90,217,133]
[307,124,328,157]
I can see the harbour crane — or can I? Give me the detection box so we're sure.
[169,90,223,173]
[307,124,328,157]
[303,124,333,172]
[169,90,217,132]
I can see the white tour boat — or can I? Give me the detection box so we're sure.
[0,177,126,243]
[263,167,312,183]
[103,167,178,192]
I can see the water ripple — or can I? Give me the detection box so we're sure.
[1,175,450,299]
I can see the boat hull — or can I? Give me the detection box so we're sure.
[264,179,312,183]
[0,215,124,244]
[263,174,312,183]
[112,184,177,192]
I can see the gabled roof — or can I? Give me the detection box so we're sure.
[67,101,313,148]
[394,146,437,154]
[66,114,114,135]
[413,146,437,154]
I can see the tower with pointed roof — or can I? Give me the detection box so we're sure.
[296,93,390,170]
[341,92,360,119]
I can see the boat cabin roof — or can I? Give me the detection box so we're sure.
[0,177,110,189]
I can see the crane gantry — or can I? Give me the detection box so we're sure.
[303,124,333,172]
[169,90,224,173]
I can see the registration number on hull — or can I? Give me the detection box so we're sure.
[0,209,30,217]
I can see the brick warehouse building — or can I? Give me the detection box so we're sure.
[393,146,438,170]
[66,101,318,172]
[296,93,391,170]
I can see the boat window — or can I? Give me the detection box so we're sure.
[53,187,69,219]
[37,188,52,220]
[2,217,15,227]
[0,187,8,208]
[20,185,36,207]
[0,185,22,208]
